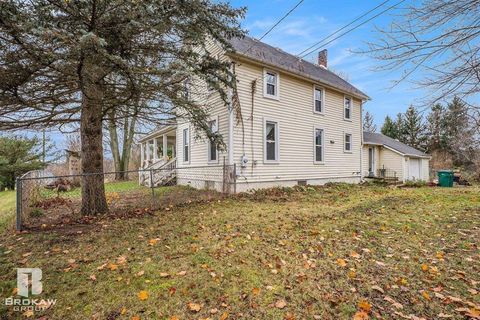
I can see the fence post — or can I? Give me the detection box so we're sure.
[150,169,155,208]
[16,178,22,231]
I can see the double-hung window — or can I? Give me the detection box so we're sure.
[264,70,279,99]
[183,128,189,162]
[314,87,324,113]
[208,119,218,162]
[344,133,352,152]
[344,96,352,120]
[314,128,324,163]
[265,121,278,162]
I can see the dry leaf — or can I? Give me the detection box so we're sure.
[358,300,372,313]
[350,251,361,259]
[421,291,431,300]
[421,263,428,271]
[169,317,180,320]
[136,270,145,277]
[220,312,229,320]
[137,290,148,301]
[131,316,140,320]
[371,285,384,294]
[121,307,127,315]
[437,313,453,318]
[160,272,170,278]
[275,299,287,309]
[188,302,202,312]
[89,274,97,281]
[23,310,34,318]
[149,238,160,245]
[176,270,187,276]
[337,259,347,267]
[108,263,118,271]
[384,296,403,309]
[353,311,369,320]
[252,287,260,296]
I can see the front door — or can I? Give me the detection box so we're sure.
[368,147,375,176]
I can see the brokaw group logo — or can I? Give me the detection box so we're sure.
[4,268,57,313]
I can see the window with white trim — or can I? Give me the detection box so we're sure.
[264,70,279,98]
[208,119,218,162]
[314,128,324,162]
[314,87,324,113]
[183,128,189,162]
[344,133,352,152]
[344,97,352,120]
[265,121,278,161]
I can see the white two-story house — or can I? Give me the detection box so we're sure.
[139,35,370,192]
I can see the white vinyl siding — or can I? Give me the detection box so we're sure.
[344,96,352,120]
[231,61,362,187]
[263,69,279,99]
[314,128,324,163]
[313,86,324,114]
[264,120,279,163]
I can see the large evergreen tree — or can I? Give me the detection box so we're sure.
[363,111,377,133]
[0,1,245,214]
[426,103,447,152]
[401,106,427,150]
[381,115,398,139]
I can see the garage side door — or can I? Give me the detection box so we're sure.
[409,158,421,180]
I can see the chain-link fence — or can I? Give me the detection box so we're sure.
[16,163,236,231]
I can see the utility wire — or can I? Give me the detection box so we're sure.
[297,0,391,57]
[245,0,305,53]
[299,0,407,59]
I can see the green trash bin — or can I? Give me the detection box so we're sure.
[437,170,454,187]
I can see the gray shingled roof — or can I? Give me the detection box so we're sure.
[228,36,369,100]
[363,131,430,158]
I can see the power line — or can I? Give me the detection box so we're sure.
[245,0,305,53]
[299,0,407,59]
[297,0,392,57]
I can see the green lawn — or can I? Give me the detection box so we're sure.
[0,184,479,319]
[0,190,16,231]
[39,180,145,199]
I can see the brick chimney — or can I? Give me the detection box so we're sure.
[318,49,327,68]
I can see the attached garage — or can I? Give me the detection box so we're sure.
[362,132,431,183]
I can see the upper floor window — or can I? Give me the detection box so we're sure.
[265,120,279,162]
[208,119,218,162]
[314,87,324,113]
[344,96,352,120]
[314,128,324,163]
[264,69,279,99]
[183,128,189,163]
[344,133,352,152]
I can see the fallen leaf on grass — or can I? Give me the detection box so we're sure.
[135,270,145,277]
[149,238,160,246]
[337,259,347,267]
[121,307,127,315]
[350,251,361,259]
[137,290,148,301]
[275,299,287,309]
[353,311,369,320]
[169,317,179,320]
[176,270,187,276]
[160,272,170,278]
[358,300,372,313]
[421,291,431,300]
[131,316,140,320]
[384,296,403,309]
[421,263,428,272]
[371,285,384,294]
[187,302,202,312]
[437,313,453,318]
[108,263,118,271]
[89,274,96,281]
[252,287,260,296]
[220,312,229,320]
[23,310,34,317]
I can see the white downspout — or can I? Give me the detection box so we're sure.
[227,64,234,165]
[360,100,364,181]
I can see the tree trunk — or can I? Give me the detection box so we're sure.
[107,110,123,180]
[80,67,108,215]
